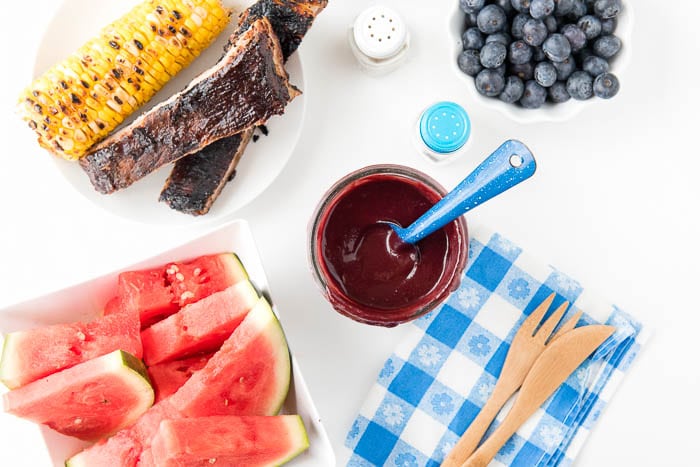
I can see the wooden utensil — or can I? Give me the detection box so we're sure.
[442,294,581,467]
[462,324,616,467]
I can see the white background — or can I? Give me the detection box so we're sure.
[1,0,699,466]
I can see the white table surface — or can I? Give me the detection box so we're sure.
[1,1,699,466]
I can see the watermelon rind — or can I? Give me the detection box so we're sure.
[278,414,311,465]
[225,253,249,282]
[247,298,291,416]
[0,332,19,389]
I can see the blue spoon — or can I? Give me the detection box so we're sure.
[391,140,537,244]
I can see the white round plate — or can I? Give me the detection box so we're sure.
[35,0,306,225]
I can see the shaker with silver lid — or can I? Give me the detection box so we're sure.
[348,5,409,76]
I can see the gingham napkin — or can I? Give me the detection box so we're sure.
[344,225,647,467]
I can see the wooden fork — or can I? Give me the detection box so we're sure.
[441,294,582,467]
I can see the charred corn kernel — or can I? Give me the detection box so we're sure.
[17,0,230,160]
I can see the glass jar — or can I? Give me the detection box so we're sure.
[308,165,468,327]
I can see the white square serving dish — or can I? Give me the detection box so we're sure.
[0,219,335,466]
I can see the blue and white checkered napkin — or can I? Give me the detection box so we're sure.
[344,225,648,467]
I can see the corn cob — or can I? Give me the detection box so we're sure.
[18,0,230,160]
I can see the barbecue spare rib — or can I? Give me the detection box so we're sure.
[80,17,299,195]
[159,0,328,216]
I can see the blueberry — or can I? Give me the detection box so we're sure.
[542,33,571,62]
[509,62,535,80]
[522,19,548,46]
[494,63,507,76]
[530,0,555,19]
[548,81,571,102]
[500,76,526,103]
[561,24,587,51]
[458,49,483,76]
[508,40,533,65]
[594,0,622,19]
[463,27,485,50]
[494,0,515,14]
[552,56,576,80]
[571,0,588,17]
[534,61,557,87]
[475,69,506,96]
[566,70,594,99]
[582,55,609,76]
[554,0,575,16]
[480,42,507,68]
[600,17,617,34]
[532,46,547,61]
[511,13,530,39]
[486,32,512,46]
[477,5,508,34]
[520,80,548,108]
[593,34,621,58]
[460,0,486,14]
[577,15,602,40]
[510,0,532,13]
[593,72,619,98]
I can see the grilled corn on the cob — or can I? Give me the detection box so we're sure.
[18,0,230,160]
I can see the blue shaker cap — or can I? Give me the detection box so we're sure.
[419,102,470,154]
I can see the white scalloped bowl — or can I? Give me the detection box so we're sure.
[449,2,633,123]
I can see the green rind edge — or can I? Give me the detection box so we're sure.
[0,332,16,389]
[226,252,249,282]
[258,298,291,416]
[118,349,151,386]
[276,415,310,466]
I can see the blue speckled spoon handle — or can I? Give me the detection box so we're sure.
[394,140,536,244]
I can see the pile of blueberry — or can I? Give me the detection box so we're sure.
[457,0,623,108]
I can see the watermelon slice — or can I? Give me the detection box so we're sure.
[66,399,182,467]
[141,281,259,366]
[113,253,248,328]
[0,310,141,389]
[147,352,214,402]
[169,298,291,417]
[151,416,309,466]
[3,350,153,441]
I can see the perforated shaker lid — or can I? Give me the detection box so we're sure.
[352,5,408,60]
[419,102,471,154]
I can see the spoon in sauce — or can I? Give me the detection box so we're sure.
[390,139,537,244]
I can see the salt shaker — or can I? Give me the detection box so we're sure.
[348,5,409,76]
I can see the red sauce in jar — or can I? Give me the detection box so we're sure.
[311,167,467,326]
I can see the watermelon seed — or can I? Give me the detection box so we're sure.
[175,273,185,281]
[209,459,217,464]
[181,291,195,302]
[193,268,201,276]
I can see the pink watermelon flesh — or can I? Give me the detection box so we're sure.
[67,399,182,467]
[147,352,214,402]
[0,310,141,389]
[112,253,248,329]
[169,298,291,417]
[141,281,258,366]
[151,416,309,466]
[3,350,153,442]
[103,296,123,315]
